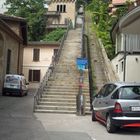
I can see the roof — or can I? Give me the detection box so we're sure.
[111,6,140,43]
[0,14,27,45]
[112,0,126,6]
[0,19,23,42]
[107,82,140,87]
[28,41,60,47]
[0,13,26,22]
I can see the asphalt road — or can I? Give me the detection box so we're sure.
[0,88,140,140]
[0,91,49,140]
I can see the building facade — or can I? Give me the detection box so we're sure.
[111,6,140,82]
[46,0,76,31]
[108,0,139,15]
[23,42,59,83]
[0,14,27,93]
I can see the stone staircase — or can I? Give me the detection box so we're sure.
[34,28,91,114]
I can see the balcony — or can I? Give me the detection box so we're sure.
[45,11,60,17]
[46,24,68,29]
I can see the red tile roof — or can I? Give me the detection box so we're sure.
[112,0,126,5]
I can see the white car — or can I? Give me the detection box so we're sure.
[2,74,29,96]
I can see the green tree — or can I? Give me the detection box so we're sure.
[5,0,47,41]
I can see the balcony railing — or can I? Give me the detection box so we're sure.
[46,11,60,16]
[46,24,68,29]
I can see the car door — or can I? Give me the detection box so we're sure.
[93,85,108,119]
[99,84,117,121]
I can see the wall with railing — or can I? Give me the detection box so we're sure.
[98,39,119,82]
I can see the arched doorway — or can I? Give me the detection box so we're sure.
[0,32,4,93]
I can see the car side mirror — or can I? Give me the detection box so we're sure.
[93,94,98,99]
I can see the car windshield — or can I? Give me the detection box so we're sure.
[119,86,140,100]
[6,76,19,84]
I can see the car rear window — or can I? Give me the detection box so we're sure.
[119,86,140,100]
[6,76,19,84]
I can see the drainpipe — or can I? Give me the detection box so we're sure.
[123,34,126,82]
[17,43,21,74]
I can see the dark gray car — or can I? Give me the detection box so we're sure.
[92,82,140,133]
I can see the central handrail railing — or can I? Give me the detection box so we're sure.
[33,23,70,112]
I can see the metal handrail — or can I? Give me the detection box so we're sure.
[33,23,70,112]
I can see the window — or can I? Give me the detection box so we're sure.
[97,85,108,98]
[33,49,40,61]
[60,5,63,12]
[119,86,140,100]
[6,49,11,74]
[63,5,66,12]
[111,90,119,99]
[104,84,117,97]
[56,4,66,13]
[28,69,40,82]
[53,49,58,56]
[57,5,59,12]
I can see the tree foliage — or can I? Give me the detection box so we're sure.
[5,0,47,41]
[86,0,130,59]
[43,28,66,42]
[86,0,116,59]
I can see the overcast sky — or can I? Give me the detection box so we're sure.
[0,0,7,13]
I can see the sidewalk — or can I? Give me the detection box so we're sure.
[35,113,94,140]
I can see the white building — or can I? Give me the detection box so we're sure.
[111,6,140,82]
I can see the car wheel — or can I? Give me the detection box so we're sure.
[92,109,96,121]
[20,92,24,97]
[106,115,116,133]
[25,92,28,96]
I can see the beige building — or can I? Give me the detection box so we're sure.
[0,14,27,93]
[23,42,59,83]
[46,0,76,32]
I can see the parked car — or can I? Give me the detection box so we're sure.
[92,82,140,133]
[2,74,29,97]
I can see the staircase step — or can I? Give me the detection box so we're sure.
[40,98,76,102]
[36,105,76,111]
[39,101,76,106]
[44,88,78,92]
[43,91,78,95]
[42,94,76,99]
[35,108,91,114]
[35,109,76,114]
[45,86,89,91]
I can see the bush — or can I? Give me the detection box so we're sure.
[43,28,66,42]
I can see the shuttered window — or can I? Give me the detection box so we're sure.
[28,69,40,82]
[33,49,40,61]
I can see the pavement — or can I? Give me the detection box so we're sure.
[35,113,95,140]
[0,89,50,140]
[0,84,94,140]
